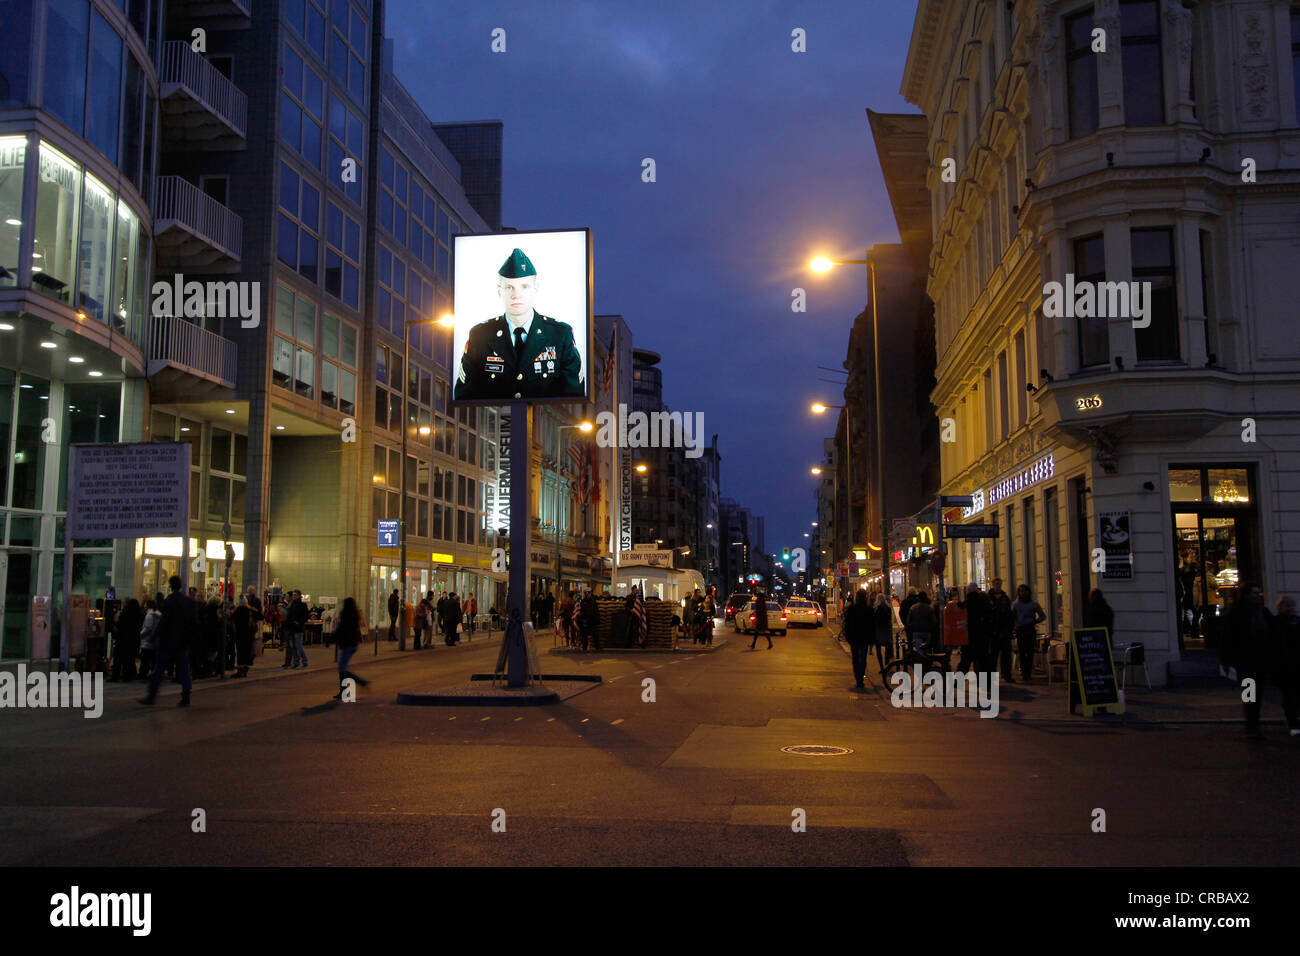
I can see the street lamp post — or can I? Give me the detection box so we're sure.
[399,313,454,651]
[811,254,890,599]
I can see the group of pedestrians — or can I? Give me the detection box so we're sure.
[386,588,480,648]
[1222,585,1300,739]
[839,579,1073,688]
[555,588,602,651]
[683,587,716,646]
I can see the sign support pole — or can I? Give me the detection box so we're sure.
[506,402,532,686]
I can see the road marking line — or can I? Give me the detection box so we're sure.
[611,718,624,725]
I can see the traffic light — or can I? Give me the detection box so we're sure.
[781,548,791,562]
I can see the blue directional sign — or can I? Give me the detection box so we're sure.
[377,520,399,548]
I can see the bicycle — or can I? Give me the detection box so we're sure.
[880,628,950,684]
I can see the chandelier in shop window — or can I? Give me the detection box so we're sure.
[1212,478,1246,503]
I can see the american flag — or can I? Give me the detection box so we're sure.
[602,327,617,398]
[588,445,600,506]
[632,586,646,646]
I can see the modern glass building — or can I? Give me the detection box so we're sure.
[0,0,161,656]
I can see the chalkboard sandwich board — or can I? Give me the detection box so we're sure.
[1068,626,1124,716]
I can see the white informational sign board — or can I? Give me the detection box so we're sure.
[66,442,191,539]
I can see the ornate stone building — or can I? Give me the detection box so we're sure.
[902,0,1300,681]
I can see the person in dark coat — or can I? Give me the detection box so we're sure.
[988,579,1015,682]
[110,599,144,682]
[872,593,893,674]
[962,583,994,674]
[1082,588,1115,635]
[843,589,873,688]
[333,596,369,699]
[906,592,937,655]
[1223,585,1273,738]
[139,576,197,707]
[579,591,600,651]
[387,589,400,641]
[899,588,920,654]
[1271,596,1300,736]
[749,591,772,650]
[444,593,463,645]
[231,594,262,678]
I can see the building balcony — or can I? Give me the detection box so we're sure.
[159,41,248,148]
[165,0,251,27]
[146,313,237,401]
[152,176,242,274]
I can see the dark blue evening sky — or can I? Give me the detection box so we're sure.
[387,0,919,560]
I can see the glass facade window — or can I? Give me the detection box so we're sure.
[328,92,364,206]
[0,137,24,289]
[33,143,82,304]
[86,9,123,164]
[0,0,33,108]
[277,161,320,282]
[281,41,323,169]
[113,200,139,335]
[76,172,113,322]
[42,0,90,135]
[1066,8,1098,138]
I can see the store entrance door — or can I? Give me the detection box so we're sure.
[1169,466,1258,652]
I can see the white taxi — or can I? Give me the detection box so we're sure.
[782,598,823,628]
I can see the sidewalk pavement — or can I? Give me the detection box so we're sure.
[36,630,501,701]
[833,629,1289,727]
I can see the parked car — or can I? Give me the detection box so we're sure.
[724,592,751,624]
[782,597,822,628]
[736,599,786,636]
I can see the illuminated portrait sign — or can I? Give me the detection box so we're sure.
[451,229,592,406]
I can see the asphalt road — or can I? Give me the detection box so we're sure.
[2,626,1297,866]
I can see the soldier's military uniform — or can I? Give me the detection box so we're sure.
[454,247,585,401]
[454,313,584,400]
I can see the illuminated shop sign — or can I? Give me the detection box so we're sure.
[0,137,25,170]
[962,452,1055,517]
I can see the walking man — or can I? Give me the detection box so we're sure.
[139,576,197,707]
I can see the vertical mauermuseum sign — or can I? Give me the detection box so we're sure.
[66,443,190,539]
[496,409,511,533]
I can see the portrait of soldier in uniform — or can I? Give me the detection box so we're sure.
[454,247,585,401]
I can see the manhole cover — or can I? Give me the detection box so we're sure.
[781,744,853,756]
